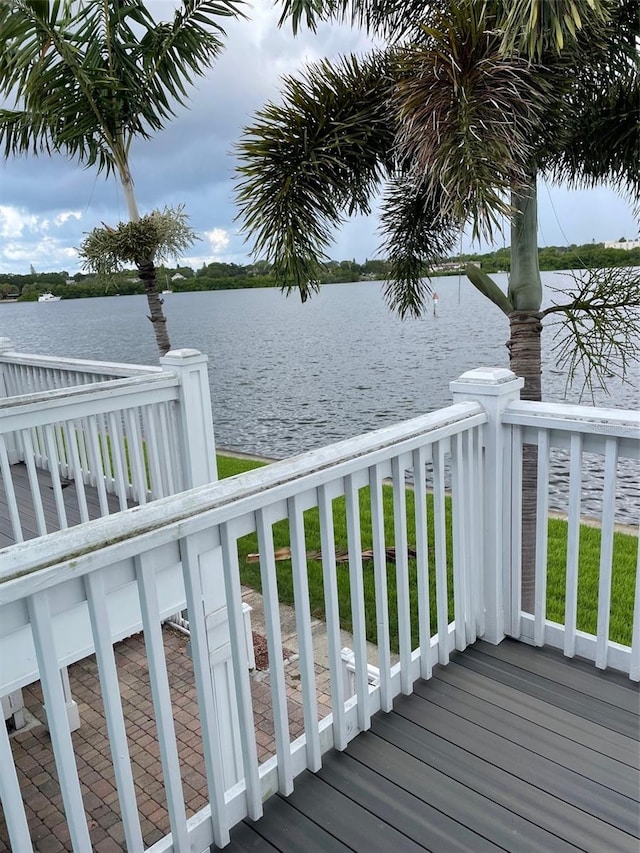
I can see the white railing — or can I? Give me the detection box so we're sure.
[0,366,638,853]
[501,400,640,677]
[0,343,218,543]
[0,340,161,394]
[0,398,487,852]
[0,375,184,540]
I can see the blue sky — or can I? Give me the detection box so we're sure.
[0,1,637,276]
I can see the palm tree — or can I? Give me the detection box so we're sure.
[236,0,639,610]
[0,0,244,355]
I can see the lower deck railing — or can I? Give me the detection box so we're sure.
[0,342,218,542]
[0,367,638,852]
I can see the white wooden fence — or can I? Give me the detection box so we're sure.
[0,339,162,393]
[0,366,638,853]
[501,399,640,676]
[0,341,218,542]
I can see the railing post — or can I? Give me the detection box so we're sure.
[450,368,523,644]
[0,337,21,463]
[160,348,218,486]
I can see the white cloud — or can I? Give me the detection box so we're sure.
[0,205,39,238]
[2,235,77,265]
[54,210,82,226]
[205,227,231,255]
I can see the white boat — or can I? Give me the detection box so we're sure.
[162,289,173,295]
[38,292,62,302]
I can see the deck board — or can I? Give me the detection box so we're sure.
[474,639,640,711]
[315,751,503,853]
[226,640,640,853]
[0,462,128,543]
[410,677,638,798]
[455,644,638,737]
[431,661,640,768]
[242,788,353,852]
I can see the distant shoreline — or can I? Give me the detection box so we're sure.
[2,241,639,302]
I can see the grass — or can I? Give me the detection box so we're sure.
[216,453,638,650]
[545,519,637,645]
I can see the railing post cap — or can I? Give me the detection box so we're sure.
[160,348,206,365]
[450,367,524,396]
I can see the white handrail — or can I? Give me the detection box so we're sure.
[0,373,180,425]
[1,399,487,852]
[0,350,161,378]
[0,401,485,584]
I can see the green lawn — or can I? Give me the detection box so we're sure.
[216,453,637,649]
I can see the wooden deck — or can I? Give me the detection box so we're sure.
[226,639,640,853]
[0,462,126,548]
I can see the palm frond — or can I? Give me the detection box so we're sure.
[543,267,640,396]
[140,0,246,118]
[379,175,459,318]
[547,75,640,205]
[496,0,612,60]
[539,1,640,206]
[236,52,395,298]
[0,0,245,173]
[277,0,450,42]
[392,2,552,242]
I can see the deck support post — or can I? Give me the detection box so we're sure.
[0,338,21,463]
[42,667,81,733]
[450,368,523,644]
[160,349,218,486]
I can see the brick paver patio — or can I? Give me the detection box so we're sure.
[2,623,333,852]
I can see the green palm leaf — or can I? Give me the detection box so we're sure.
[236,52,396,298]
[0,0,245,355]
[0,0,245,174]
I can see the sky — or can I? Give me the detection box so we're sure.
[0,1,638,277]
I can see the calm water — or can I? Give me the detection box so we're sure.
[2,273,638,522]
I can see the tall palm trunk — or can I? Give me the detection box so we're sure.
[138,259,171,355]
[507,174,543,614]
[118,157,172,356]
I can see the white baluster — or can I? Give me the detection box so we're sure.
[256,507,294,792]
[344,473,370,732]
[391,454,412,694]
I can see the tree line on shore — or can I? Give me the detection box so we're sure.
[1,242,638,301]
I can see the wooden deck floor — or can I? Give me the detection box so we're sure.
[0,462,126,548]
[226,639,640,853]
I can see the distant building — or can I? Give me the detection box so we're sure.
[171,273,185,281]
[604,239,640,250]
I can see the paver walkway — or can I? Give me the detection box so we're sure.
[1,590,344,852]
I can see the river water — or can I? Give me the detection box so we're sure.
[2,272,638,523]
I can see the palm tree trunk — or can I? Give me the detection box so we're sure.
[117,154,172,356]
[138,259,171,356]
[507,310,542,615]
[507,174,543,615]
[121,169,141,222]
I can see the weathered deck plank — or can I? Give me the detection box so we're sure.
[0,462,128,546]
[226,639,640,853]
[456,644,638,737]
